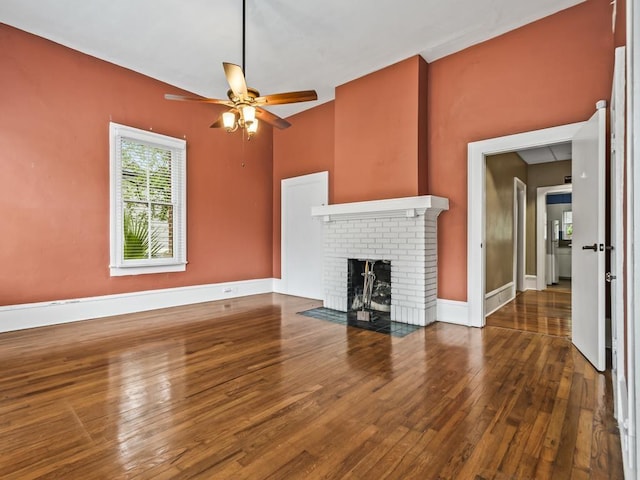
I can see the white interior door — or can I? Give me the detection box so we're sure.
[281,171,328,299]
[571,104,607,372]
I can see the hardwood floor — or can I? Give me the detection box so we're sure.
[486,289,571,337]
[0,293,622,479]
[546,279,572,294]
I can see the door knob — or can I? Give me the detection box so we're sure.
[606,272,616,282]
[582,243,598,251]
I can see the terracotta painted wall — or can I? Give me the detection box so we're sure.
[428,0,615,301]
[334,56,427,204]
[0,25,274,306]
[418,58,429,196]
[272,101,335,277]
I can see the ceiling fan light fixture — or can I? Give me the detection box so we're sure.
[247,118,259,135]
[242,105,256,125]
[222,111,237,130]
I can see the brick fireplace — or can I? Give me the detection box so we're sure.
[311,195,448,326]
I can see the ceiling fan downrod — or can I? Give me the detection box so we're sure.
[242,0,246,75]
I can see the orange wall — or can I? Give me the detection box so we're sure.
[271,1,614,293]
[428,0,615,301]
[334,56,427,203]
[418,58,429,196]
[0,25,274,306]
[272,101,335,277]
[1,0,619,306]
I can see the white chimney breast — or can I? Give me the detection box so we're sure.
[311,195,448,326]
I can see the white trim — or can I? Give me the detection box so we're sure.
[272,277,286,295]
[468,122,584,328]
[436,299,470,326]
[0,285,473,336]
[0,279,274,334]
[484,281,516,317]
[627,0,639,475]
[525,275,538,291]
[536,184,572,291]
[513,177,527,292]
[312,195,449,221]
[611,46,627,425]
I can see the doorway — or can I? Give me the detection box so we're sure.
[536,184,573,292]
[468,122,584,327]
[281,171,328,299]
[482,147,573,321]
[486,179,573,337]
[544,191,573,293]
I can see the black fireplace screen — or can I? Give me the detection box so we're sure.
[347,259,391,313]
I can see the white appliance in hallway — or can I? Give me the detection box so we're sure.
[546,218,560,285]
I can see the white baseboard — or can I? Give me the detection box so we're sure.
[436,298,470,326]
[484,282,515,317]
[524,275,537,291]
[1,284,476,334]
[272,278,286,294]
[0,278,274,334]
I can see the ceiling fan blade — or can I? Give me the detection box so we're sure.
[210,116,225,128]
[223,62,248,98]
[255,90,318,106]
[256,107,291,130]
[165,93,231,105]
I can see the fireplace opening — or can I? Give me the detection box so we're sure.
[348,259,391,322]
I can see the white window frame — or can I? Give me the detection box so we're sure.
[109,122,187,276]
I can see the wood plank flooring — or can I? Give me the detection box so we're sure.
[486,289,571,337]
[0,293,622,479]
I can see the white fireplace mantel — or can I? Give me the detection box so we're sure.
[311,195,449,222]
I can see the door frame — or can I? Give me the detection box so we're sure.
[536,184,573,291]
[468,122,584,327]
[624,1,639,475]
[513,177,527,292]
[611,46,626,421]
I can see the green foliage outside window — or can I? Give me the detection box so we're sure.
[121,139,174,260]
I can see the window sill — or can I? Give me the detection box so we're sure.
[109,263,187,277]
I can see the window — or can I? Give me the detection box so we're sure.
[109,123,186,276]
[562,210,573,240]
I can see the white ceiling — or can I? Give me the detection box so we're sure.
[0,0,585,118]
[517,142,572,164]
